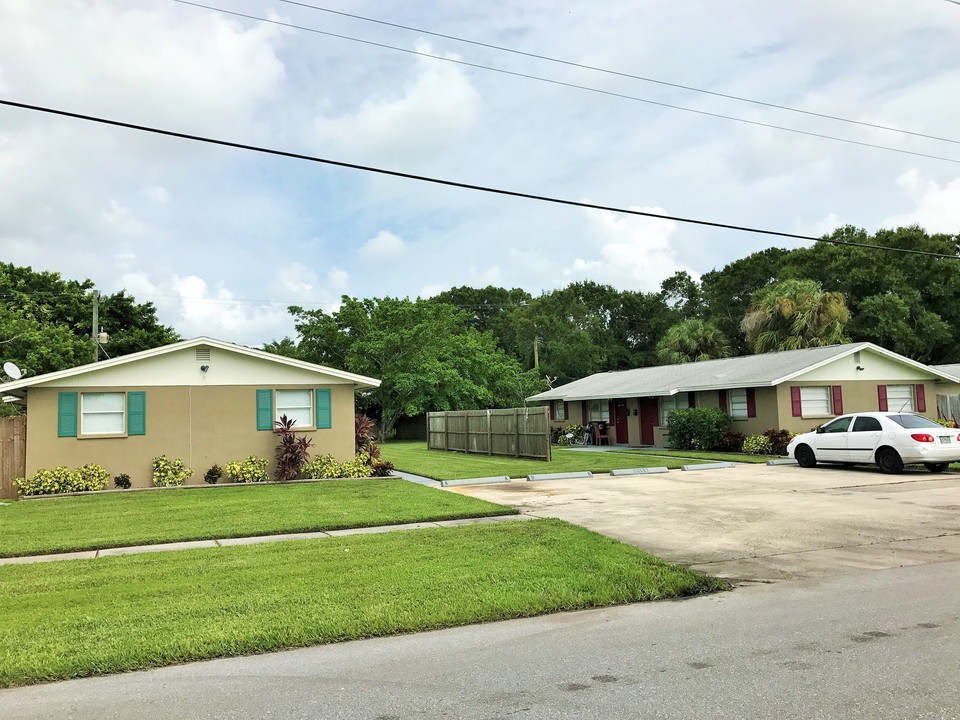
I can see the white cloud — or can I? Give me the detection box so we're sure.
[310,41,480,165]
[358,231,408,263]
[142,185,170,204]
[885,172,960,233]
[565,207,693,291]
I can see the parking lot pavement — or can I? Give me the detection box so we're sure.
[448,464,960,582]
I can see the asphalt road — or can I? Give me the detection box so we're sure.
[4,560,959,720]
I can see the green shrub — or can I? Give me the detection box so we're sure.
[553,423,585,446]
[666,407,730,450]
[717,431,745,452]
[204,464,223,484]
[113,473,132,490]
[762,428,794,456]
[742,434,772,454]
[151,456,193,487]
[935,418,958,428]
[225,456,268,483]
[15,466,80,496]
[74,463,109,492]
[302,452,373,479]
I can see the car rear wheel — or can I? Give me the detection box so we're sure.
[924,462,948,473]
[876,448,904,474]
[795,444,817,468]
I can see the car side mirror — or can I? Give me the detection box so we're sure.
[816,426,824,434]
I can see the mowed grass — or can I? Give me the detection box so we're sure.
[0,480,513,558]
[0,519,725,688]
[383,441,698,480]
[616,448,776,464]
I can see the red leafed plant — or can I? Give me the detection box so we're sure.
[355,413,381,459]
[275,414,313,482]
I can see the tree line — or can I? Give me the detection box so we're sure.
[2,225,957,431]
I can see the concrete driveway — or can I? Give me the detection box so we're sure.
[449,464,960,582]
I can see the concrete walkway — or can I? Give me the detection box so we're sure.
[0,513,534,566]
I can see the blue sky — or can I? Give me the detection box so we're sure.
[1,0,958,346]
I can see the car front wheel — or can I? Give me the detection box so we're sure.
[924,462,948,473]
[795,444,817,468]
[876,448,904,474]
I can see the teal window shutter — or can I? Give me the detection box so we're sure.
[127,391,146,435]
[256,389,274,431]
[315,388,332,429]
[58,392,78,437]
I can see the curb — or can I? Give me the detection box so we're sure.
[681,462,736,471]
[527,471,593,482]
[766,459,799,466]
[610,467,669,476]
[440,476,512,487]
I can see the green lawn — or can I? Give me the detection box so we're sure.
[613,448,778,464]
[0,519,725,688]
[383,441,700,480]
[0,480,513,558]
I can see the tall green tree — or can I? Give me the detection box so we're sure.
[741,279,850,353]
[656,319,731,364]
[0,262,179,376]
[272,297,544,439]
[779,225,960,362]
[700,248,789,356]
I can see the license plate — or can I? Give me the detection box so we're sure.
[940,436,951,444]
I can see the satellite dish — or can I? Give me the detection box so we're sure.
[3,362,23,380]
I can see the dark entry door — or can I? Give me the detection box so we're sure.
[639,397,658,446]
[613,399,629,444]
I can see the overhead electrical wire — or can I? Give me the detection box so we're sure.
[1,99,957,260]
[274,0,960,147]
[169,0,960,166]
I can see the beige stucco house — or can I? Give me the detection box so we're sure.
[529,343,959,447]
[0,337,380,488]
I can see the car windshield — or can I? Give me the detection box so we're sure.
[887,414,945,429]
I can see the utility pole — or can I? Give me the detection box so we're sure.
[91,290,100,362]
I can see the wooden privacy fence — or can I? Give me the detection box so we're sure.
[937,394,960,426]
[1,416,26,499]
[427,407,551,461]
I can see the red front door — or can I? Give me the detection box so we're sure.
[639,397,658,446]
[614,398,629,445]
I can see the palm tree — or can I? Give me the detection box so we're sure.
[741,279,849,354]
[656,319,732,364]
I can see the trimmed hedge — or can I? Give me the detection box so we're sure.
[666,408,730,451]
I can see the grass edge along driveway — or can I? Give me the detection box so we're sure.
[383,441,703,481]
[0,519,726,688]
[0,479,514,558]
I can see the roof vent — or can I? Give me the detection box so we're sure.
[195,348,211,362]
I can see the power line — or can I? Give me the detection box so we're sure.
[1,99,958,260]
[275,0,960,148]
[169,0,960,166]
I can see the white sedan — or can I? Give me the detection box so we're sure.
[787,412,960,474]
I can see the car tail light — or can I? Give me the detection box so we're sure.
[911,433,935,443]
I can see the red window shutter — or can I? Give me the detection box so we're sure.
[563,401,569,420]
[549,402,555,421]
[832,386,843,415]
[790,386,802,417]
[746,388,757,418]
[582,402,588,425]
[915,384,926,413]
[718,390,727,411]
[608,400,615,421]
[878,385,888,411]
[689,393,697,408]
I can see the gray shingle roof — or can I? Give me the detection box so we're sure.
[529,342,947,402]
[932,364,960,380]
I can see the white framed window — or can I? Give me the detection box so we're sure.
[553,400,566,421]
[276,389,314,428]
[728,389,749,419]
[800,386,832,415]
[588,400,609,422]
[81,392,125,435]
[885,385,914,413]
[660,393,689,426]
